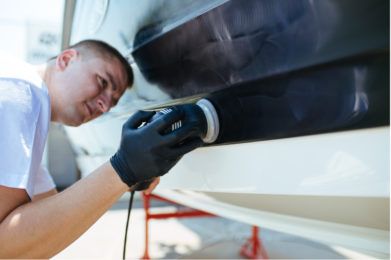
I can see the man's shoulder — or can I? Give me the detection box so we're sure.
[0,52,49,114]
[0,80,39,123]
[0,52,45,91]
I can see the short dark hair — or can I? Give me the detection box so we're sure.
[64,40,134,87]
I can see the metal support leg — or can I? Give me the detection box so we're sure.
[240,226,269,259]
[141,193,214,259]
[141,194,268,259]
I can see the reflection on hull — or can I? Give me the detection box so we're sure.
[131,0,389,144]
[207,54,389,144]
[132,0,388,99]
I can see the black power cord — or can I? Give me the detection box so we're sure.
[122,190,135,260]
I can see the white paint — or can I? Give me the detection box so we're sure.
[155,189,389,255]
[160,127,389,197]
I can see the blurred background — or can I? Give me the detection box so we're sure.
[0,0,63,63]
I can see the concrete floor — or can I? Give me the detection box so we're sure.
[53,194,385,259]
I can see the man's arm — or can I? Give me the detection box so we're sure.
[32,188,58,201]
[0,162,128,258]
[0,106,202,258]
[0,186,30,226]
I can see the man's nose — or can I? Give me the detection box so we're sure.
[96,94,111,113]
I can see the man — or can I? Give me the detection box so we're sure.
[0,40,203,257]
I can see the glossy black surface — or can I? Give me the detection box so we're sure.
[132,0,388,98]
[206,53,389,144]
[131,0,389,143]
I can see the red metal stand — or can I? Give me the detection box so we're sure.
[240,226,269,259]
[141,193,214,259]
[141,193,268,260]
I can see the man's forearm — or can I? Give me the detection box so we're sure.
[0,162,128,258]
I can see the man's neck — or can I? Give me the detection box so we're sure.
[34,62,57,122]
[34,63,49,83]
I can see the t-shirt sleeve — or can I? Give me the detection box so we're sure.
[33,165,56,196]
[0,79,38,192]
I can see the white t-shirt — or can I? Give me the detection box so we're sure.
[0,53,55,198]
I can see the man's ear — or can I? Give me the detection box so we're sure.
[56,49,78,71]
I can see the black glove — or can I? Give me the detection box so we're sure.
[110,106,204,188]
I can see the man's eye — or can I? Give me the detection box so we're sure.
[103,78,108,88]
[98,76,108,89]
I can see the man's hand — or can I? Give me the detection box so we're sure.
[110,107,203,188]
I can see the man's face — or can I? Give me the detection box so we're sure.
[52,50,128,126]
